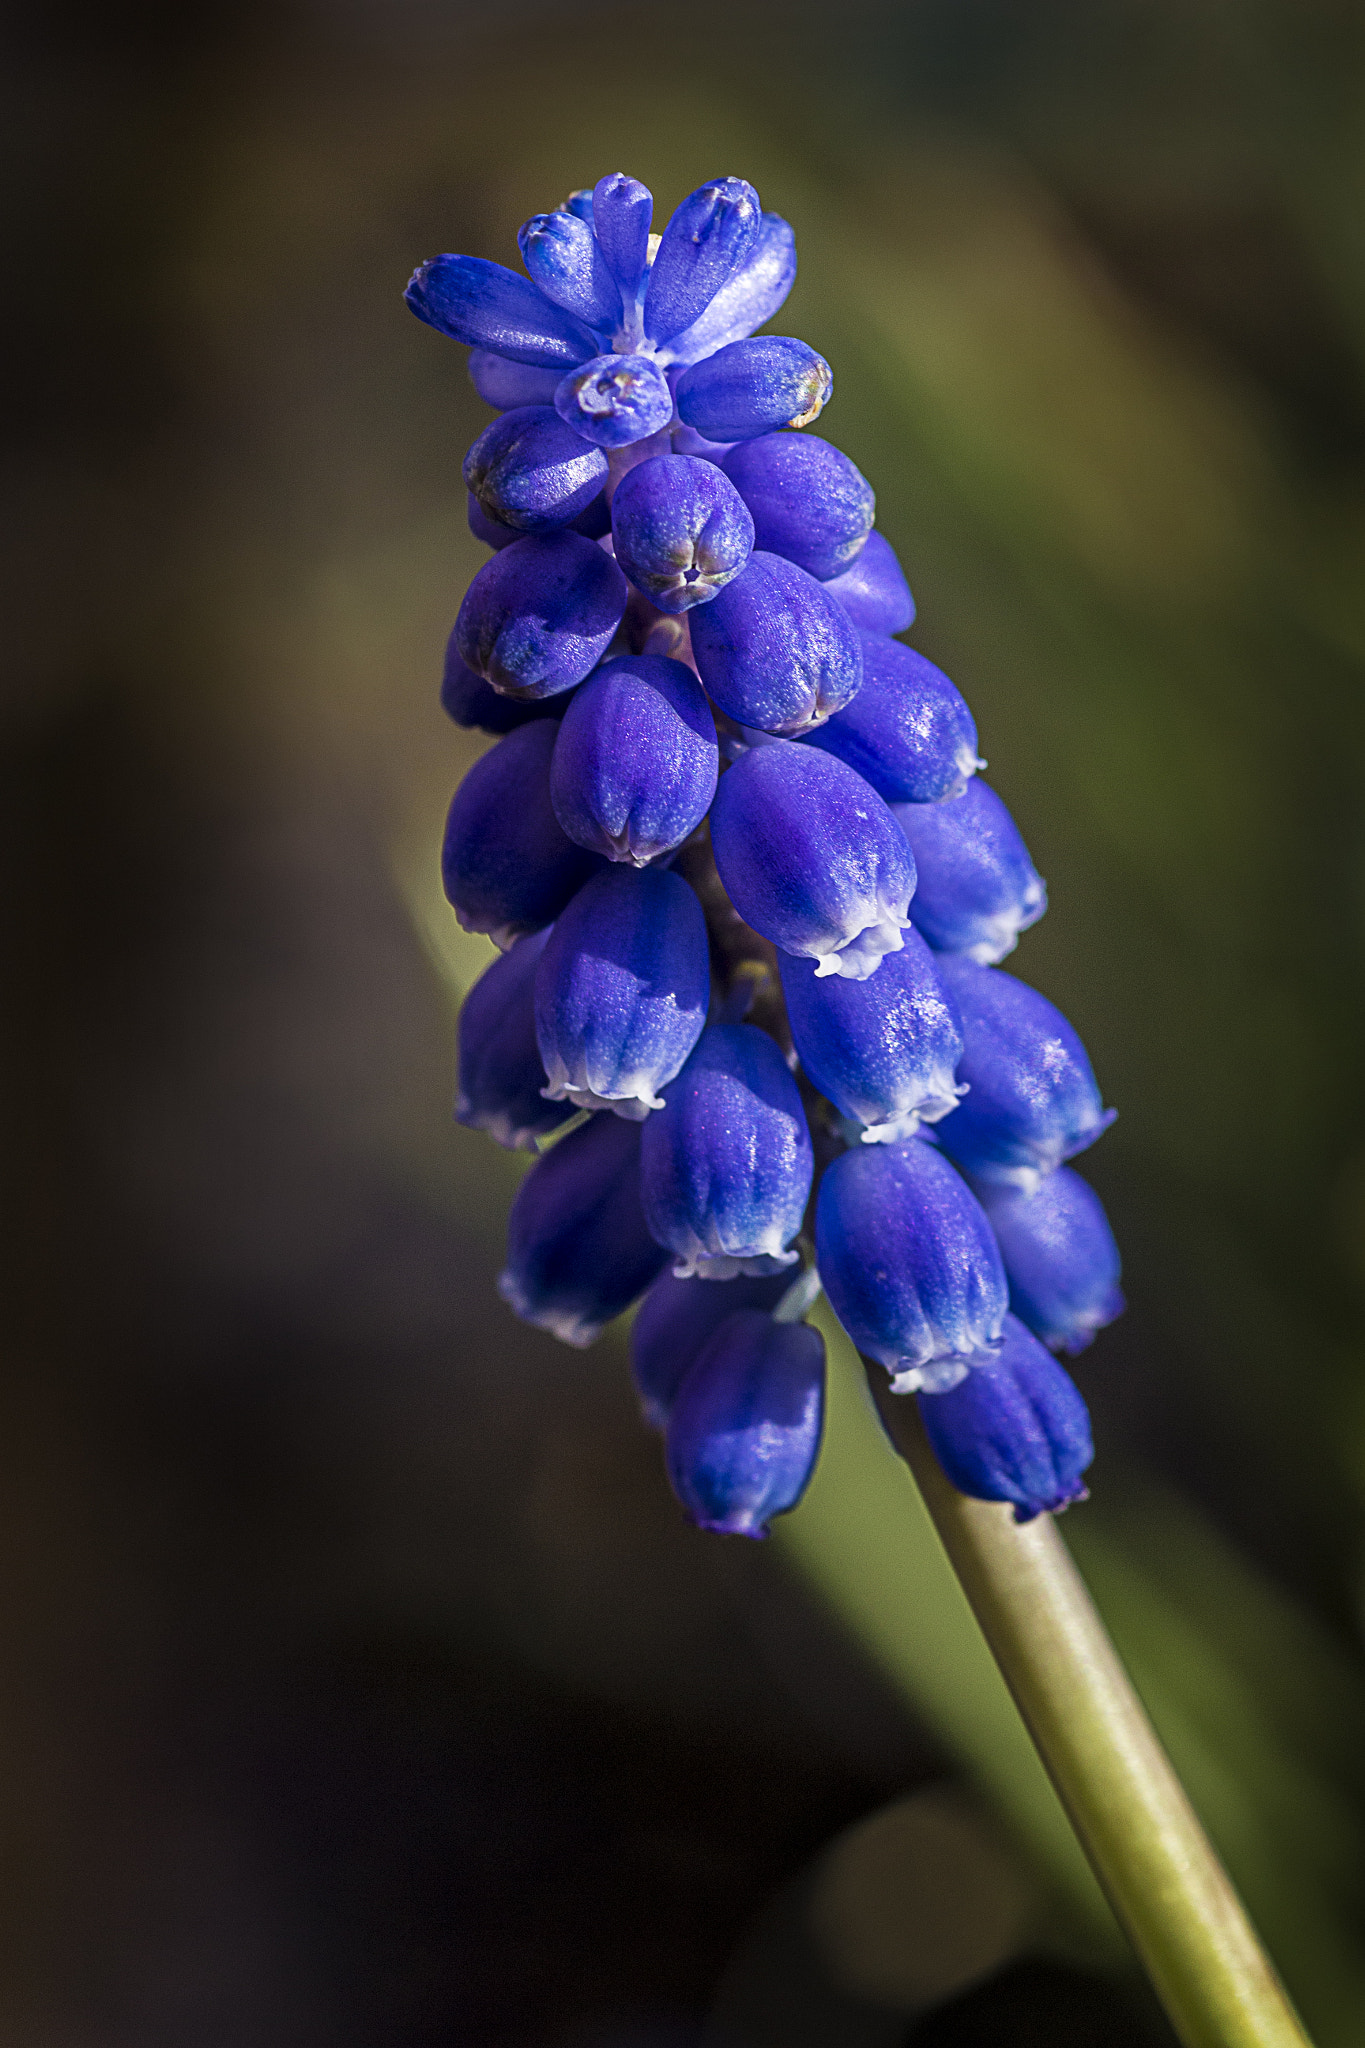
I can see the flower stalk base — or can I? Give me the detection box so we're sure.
[869,1376,1313,2048]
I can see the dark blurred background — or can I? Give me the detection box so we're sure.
[5,1,1365,2041]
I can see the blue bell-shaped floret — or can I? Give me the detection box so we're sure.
[816,1137,1007,1390]
[498,1111,669,1346]
[916,1313,1093,1521]
[709,742,915,980]
[456,928,575,1151]
[892,778,1046,964]
[779,930,965,1142]
[973,1169,1124,1354]
[722,433,874,581]
[554,352,675,448]
[665,1310,826,1536]
[804,636,980,804]
[643,177,762,345]
[932,958,1116,1193]
[662,212,797,367]
[630,1268,795,1430]
[455,531,628,700]
[689,552,863,734]
[640,1023,813,1278]
[441,720,604,949]
[609,456,754,614]
[463,406,608,534]
[405,254,597,367]
[550,655,718,864]
[534,865,710,1119]
[591,173,653,310]
[517,209,622,331]
[675,337,832,442]
[823,532,915,635]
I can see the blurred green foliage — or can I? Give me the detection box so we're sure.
[146,4,1365,2033]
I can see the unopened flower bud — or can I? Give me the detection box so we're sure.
[550,655,718,863]
[517,209,622,330]
[709,742,915,979]
[534,865,710,1119]
[405,253,596,366]
[892,778,1046,964]
[441,720,603,948]
[554,352,675,448]
[641,1023,813,1277]
[805,636,980,804]
[662,212,797,367]
[456,928,574,1150]
[643,177,762,345]
[932,959,1116,1192]
[779,930,964,1142]
[499,1111,668,1346]
[816,1138,1007,1389]
[916,1313,1092,1521]
[972,1169,1124,1354]
[630,1268,794,1429]
[591,173,653,307]
[665,1311,826,1535]
[676,336,832,441]
[455,531,627,700]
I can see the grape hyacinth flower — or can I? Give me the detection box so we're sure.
[534,864,710,1118]
[931,956,1117,1192]
[498,1109,668,1347]
[816,1137,1008,1391]
[891,775,1047,963]
[455,530,627,699]
[804,635,981,804]
[463,405,608,532]
[456,927,576,1151]
[630,1267,795,1430]
[411,166,1121,1530]
[640,1022,813,1278]
[915,1313,1093,1521]
[549,653,718,862]
[665,1309,826,1536]
[710,741,915,978]
[823,530,915,635]
[441,633,567,734]
[610,455,754,612]
[440,718,603,947]
[723,432,875,580]
[777,931,965,1142]
[689,551,863,734]
[971,1167,1124,1354]
[405,180,1328,2047]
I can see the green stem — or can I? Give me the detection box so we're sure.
[868,1375,1314,2048]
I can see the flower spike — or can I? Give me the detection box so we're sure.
[410,165,1119,1501]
